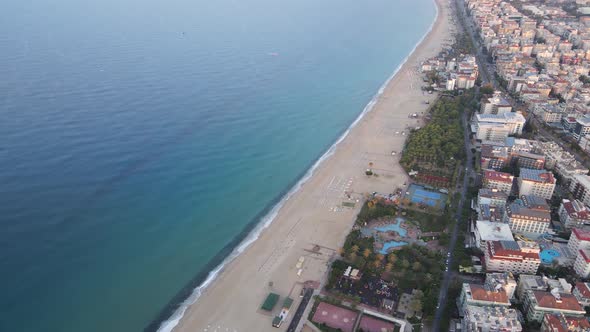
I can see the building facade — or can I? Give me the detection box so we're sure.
[484,240,541,274]
[504,203,551,235]
[462,305,522,332]
[559,199,590,229]
[517,168,556,200]
[523,290,585,323]
[574,248,590,278]
[541,313,590,332]
[484,170,515,194]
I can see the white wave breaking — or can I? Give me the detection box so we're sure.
[156,1,439,331]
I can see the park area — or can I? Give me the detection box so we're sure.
[334,274,399,309]
[323,199,448,320]
[400,94,471,189]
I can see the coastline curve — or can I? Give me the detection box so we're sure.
[155,1,440,331]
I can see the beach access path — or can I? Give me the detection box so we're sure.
[172,1,453,331]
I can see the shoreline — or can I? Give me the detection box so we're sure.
[156,0,453,331]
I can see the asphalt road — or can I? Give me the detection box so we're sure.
[286,288,313,332]
[431,1,477,330]
[431,105,474,332]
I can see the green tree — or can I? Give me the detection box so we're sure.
[401,259,410,269]
[480,84,494,95]
[412,262,422,272]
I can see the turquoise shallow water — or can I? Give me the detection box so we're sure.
[0,0,435,331]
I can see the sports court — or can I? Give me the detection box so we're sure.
[311,302,357,332]
[358,314,400,332]
[406,184,447,209]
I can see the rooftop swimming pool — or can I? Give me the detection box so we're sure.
[540,249,560,264]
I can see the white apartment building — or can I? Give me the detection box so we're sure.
[484,240,541,275]
[481,94,513,115]
[523,290,585,323]
[504,203,551,235]
[570,174,590,207]
[461,305,522,332]
[477,188,509,207]
[558,199,590,229]
[517,168,556,200]
[474,221,515,249]
[567,228,590,254]
[458,283,511,316]
[474,112,526,141]
[574,248,590,278]
[483,170,515,194]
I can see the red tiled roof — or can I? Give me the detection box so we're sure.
[575,282,590,299]
[533,291,584,311]
[484,170,514,184]
[561,201,590,220]
[544,313,590,332]
[469,284,510,303]
[488,241,540,261]
[580,249,590,263]
[573,228,590,242]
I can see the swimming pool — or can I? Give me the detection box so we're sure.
[380,241,408,254]
[407,184,446,208]
[374,218,407,237]
[540,249,560,264]
[415,189,442,200]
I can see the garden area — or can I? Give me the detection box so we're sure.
[326,200,447,318]
[400,94,471,188]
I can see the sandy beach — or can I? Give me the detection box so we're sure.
[172,0,453,331]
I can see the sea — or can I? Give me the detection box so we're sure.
[0,0,436,331]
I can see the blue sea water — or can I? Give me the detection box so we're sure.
[0,0,436,331]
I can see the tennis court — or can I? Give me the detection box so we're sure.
[407,184,447,209]
[311,302,358,332]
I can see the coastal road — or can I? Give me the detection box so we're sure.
[286,288,313,332]
[431,99,474,332]
[431,3,477,330]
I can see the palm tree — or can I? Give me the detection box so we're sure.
[376,254,385,262]
[363,248,371,259]
[387,253,397,264]
[412,262,422,272]
[401,259,410,269]
[351,245,360,254]
[385,263,393,272]
[373,259,382,269]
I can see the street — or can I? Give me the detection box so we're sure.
[431,1,478,330]
[431,101,474,332]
